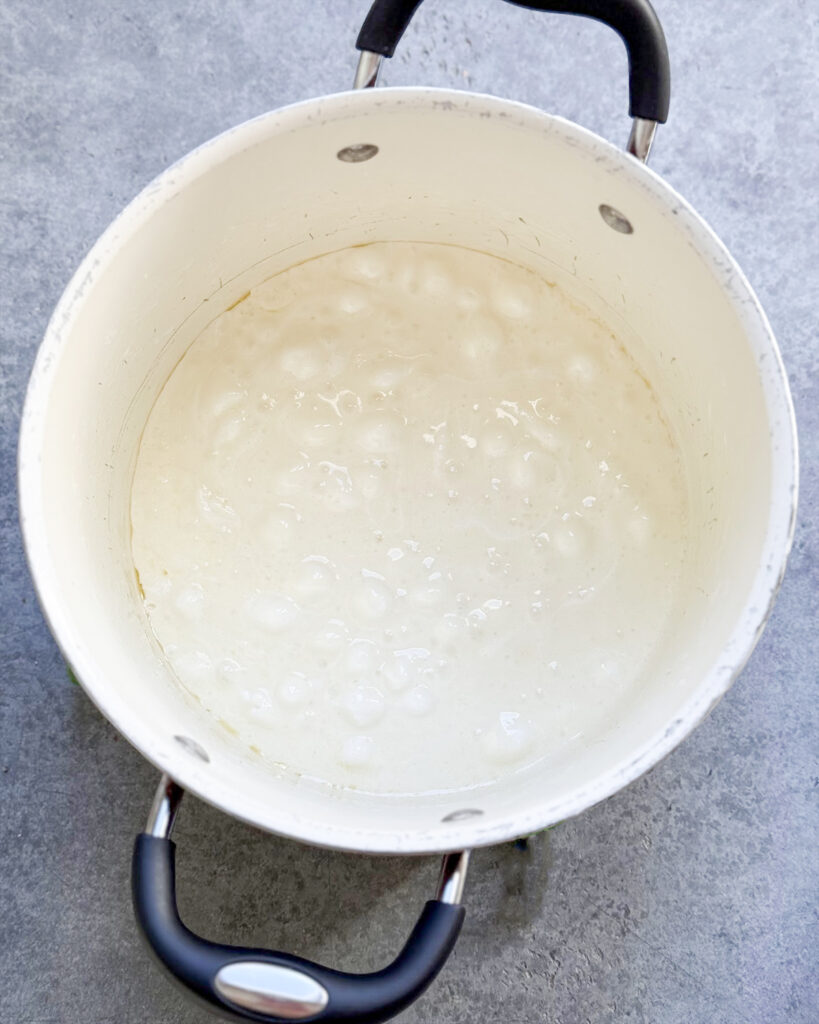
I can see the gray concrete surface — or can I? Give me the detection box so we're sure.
[2,1,817,1021]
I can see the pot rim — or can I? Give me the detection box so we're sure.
[18,85,799,853]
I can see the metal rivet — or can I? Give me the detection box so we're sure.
[336,143,379,163]
[441,808,484,822]
[174,735,210,762]
[598,204,634,234]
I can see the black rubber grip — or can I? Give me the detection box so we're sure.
[132,835,465,1023]
[356,0,670,123]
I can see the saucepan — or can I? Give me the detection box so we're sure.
[18,0,797,1020]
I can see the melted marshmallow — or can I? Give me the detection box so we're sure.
[131,242,688,794]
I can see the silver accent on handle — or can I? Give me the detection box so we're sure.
[627,117,657,163]
[436,851,470,905]
[353,49,383,89]
[145,774,184,839]
[214,962,329,1020]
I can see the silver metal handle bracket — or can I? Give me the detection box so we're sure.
[353,50,384,89]
[145,774,184,838]
[145,774,470,905]
[627,117,658,163]
[354,47,658,163]
[435,850,470,904]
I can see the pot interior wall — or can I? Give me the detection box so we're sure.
[22,89,792,851]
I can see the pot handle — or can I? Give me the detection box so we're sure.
[354,0,670,160]
[132,776,468,1024]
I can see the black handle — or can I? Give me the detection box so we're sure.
[132,834,465,1023]
[356,0,670,123]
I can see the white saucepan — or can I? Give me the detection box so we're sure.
[18,1,797,1021]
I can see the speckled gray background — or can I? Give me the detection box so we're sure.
[2,1,817,1022]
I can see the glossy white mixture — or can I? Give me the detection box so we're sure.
[131,242,688,794]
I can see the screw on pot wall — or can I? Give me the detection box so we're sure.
[336,143,379,162]
[174,735,210,762]
[441,809,484,822]
[599,204,634,234]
